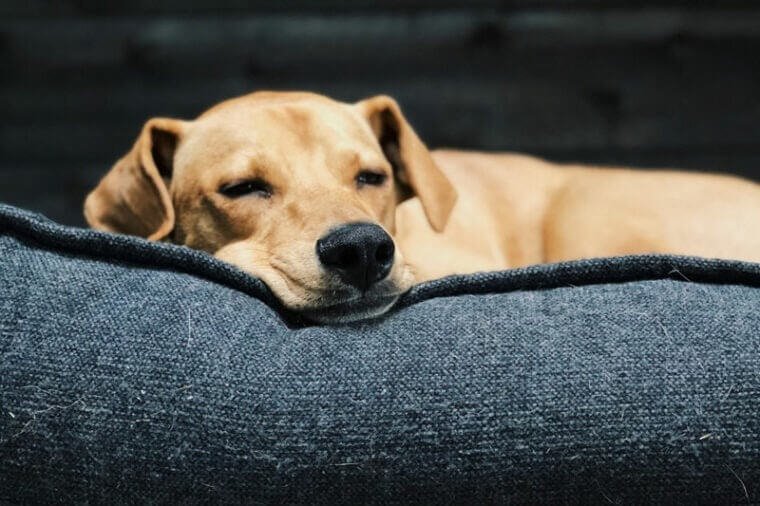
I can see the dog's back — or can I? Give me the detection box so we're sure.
[396,149,760,281]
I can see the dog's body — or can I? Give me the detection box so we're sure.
[404,150,760,281]
[85,91,760,321]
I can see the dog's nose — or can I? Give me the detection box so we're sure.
[316,222,395,291]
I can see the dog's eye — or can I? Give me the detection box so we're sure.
[355,170,387,188]
[219,179,273,199]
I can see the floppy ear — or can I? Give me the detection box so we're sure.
[356,95,457,232]
[84,118,186,241]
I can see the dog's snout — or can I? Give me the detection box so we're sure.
[316,222,395,291]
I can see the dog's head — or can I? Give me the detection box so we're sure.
[84,92,456,322]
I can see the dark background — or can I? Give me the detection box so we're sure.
[2,1,759,226]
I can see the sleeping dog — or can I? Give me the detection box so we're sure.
[85,91,760,322]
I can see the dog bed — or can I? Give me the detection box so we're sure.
[1,203,759,504]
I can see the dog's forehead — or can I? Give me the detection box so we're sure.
[197,93,371,141]
[174,93,384,185]
[183,95,378,163]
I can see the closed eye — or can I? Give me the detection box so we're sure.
[355,170,388,188]
[219,178,273,199]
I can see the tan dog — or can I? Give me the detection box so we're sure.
[85,91,760,322]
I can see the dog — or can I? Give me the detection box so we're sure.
[85,91,760,322]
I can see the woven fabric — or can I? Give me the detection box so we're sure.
[1,203,759,504]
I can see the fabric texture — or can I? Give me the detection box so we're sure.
[1,203,759,505]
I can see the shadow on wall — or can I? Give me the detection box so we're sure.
[2,1,760,225]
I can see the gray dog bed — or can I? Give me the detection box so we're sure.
[1,203,759,504]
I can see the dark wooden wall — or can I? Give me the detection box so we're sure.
[2,1,760,226]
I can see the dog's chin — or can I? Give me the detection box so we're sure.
[297,292,401,324]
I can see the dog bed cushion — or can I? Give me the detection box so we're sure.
[1,203,759,504]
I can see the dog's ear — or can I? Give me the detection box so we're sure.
[356,95,457,232]
[84,118,186,241]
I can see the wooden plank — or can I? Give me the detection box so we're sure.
[4,1,760,18]
[3,10,760,81]
[0,122,142,162]
[0,165,102,227]
[2,68,759,161]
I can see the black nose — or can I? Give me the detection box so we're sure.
[316,222,395,291]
